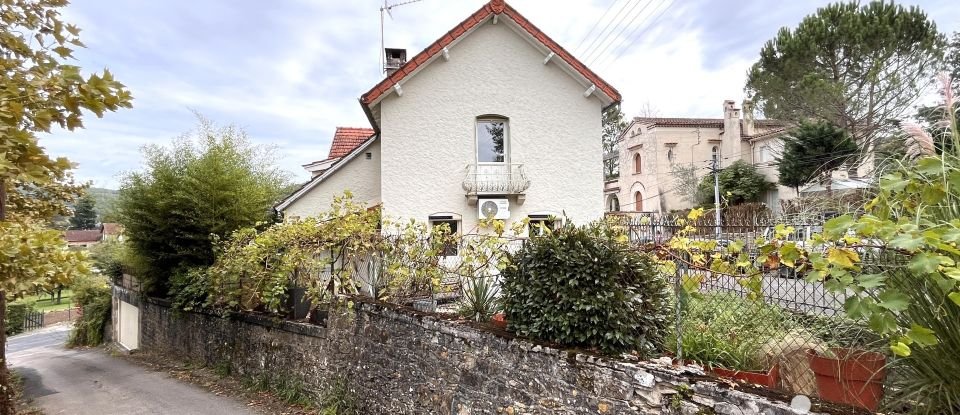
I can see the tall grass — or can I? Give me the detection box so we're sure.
[878,73,960,413]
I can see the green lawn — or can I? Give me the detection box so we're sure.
[14,289,75,312]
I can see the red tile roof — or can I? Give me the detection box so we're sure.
[65,230,102,243]
[360,0,621,114]
[101,223,123,236]
[634,117,787,129]
[328,127,375,159]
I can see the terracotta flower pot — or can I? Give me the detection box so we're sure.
[491,312,507,329]
[710,364,780,388]
[807,348,886,411]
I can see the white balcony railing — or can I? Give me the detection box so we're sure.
[462,163,530,195]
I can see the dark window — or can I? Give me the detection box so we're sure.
[528,215,557,237]
[429,216,459,256]
[477,119,506,163]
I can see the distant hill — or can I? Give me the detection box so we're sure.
[87,187,119,221]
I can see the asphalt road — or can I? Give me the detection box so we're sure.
[8,325,257,415]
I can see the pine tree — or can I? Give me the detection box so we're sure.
[746,2,946,151]
[69,194,98,229]
[778,121,858,194]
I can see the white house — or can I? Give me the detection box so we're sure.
[277,0,621,235]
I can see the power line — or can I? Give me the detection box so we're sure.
[582,0,654,65]
[594,0,675,69]
[572,0,624,55]
[587,0,665,67]
[578,0,641,61]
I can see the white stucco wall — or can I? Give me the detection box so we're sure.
[283,140,381,218]
[378,19,604,231]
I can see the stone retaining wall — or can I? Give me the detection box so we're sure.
[114,286,817,415]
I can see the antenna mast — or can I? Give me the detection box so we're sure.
[379,0,425,75]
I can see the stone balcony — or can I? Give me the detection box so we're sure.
[462,163,530,204]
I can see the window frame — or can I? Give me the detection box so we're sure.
[428,215,461,256]
[528,214,560,237]
[475,116,509,164]
[634,153,642,174]
[634,191,643,212]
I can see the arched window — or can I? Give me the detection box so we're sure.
[667,148,675,163]
[634,153,642,174]
[711,146,719,163]
[607,195,620,212]
[476,116,508,163]
[634,191,643,212]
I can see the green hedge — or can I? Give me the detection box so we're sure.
[67,274,112,347]
[500,222,670,356]
[5,302,37,336]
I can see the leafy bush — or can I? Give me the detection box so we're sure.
[4,303,36,336]
[88,239,125,281]
[67,274,112,347]
[696,160,774,206]
[117,116,290,297]
[205,194,455,315]
[668,294,798,371]
[170,268,210,312]
[500,222,670,355]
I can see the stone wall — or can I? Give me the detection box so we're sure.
[114,286,817,415]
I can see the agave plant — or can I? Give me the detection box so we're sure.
[458,275,500,322]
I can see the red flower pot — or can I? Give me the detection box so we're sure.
[491,312,507,329]
[710,364,780,388]
[807,348,886,411]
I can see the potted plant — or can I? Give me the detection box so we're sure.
[710,363,780,388]
[491,312,507,329]
[806,348,886,411]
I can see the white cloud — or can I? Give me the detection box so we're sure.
[41,0,960,188]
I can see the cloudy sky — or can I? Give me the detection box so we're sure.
[44,0,960,188]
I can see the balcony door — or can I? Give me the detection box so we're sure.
[476,118,509,192]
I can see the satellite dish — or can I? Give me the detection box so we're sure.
[481,200,499,219]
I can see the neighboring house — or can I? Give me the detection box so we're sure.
[302,127,376,178]
[64,223,124,248]
[278,0,621,236]
[65,229,102,248]
[605,100,793,213]
[101,223,124,241]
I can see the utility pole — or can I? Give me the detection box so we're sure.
[712,158,721,238]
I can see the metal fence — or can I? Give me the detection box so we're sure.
[22,310,44,332]
[619,217,883,404]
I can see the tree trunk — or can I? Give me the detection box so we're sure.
[56,286,62,305]
[0,177,13,415]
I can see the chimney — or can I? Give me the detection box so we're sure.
[721,100,741,167]
[384,48,407,75]
[741,99,755,137]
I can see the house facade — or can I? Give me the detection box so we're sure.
[278,0,620,235]
[605,100,795,213]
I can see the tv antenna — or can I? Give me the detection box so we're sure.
[380,0,425,74]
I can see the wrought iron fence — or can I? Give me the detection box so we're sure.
[22,310,44,332]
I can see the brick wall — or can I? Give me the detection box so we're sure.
[115,286,818,415]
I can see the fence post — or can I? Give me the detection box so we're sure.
[674,261,683,362]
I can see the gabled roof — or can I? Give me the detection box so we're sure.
[745,127,788,141]
[359,0,621,129]
[328,127,375,159]
[101,223,123,236]
[277,135,379,212]
[633,117,787,130]
[65,229,102,243]
[302,127,376,169]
